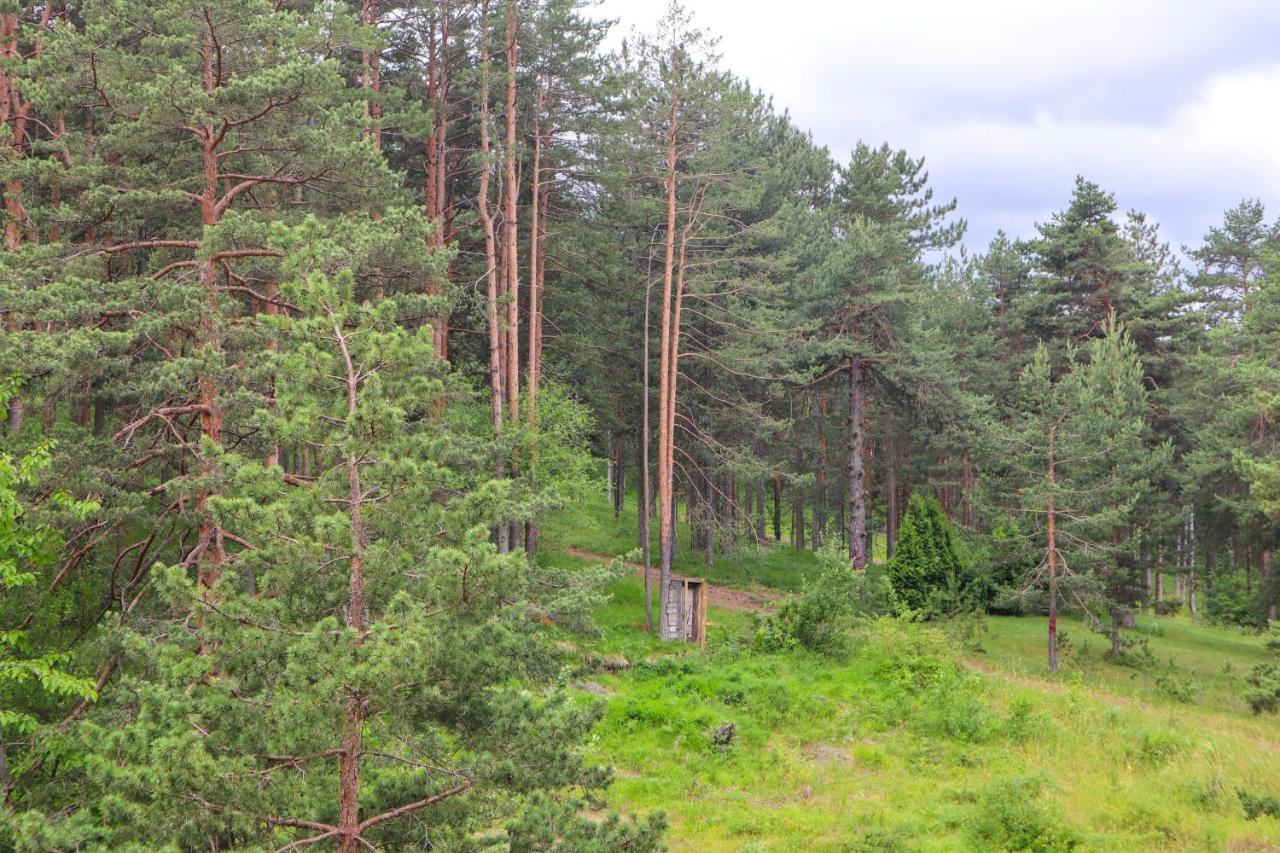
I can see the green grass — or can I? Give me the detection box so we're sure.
[540,492,1280,850]
[978,613,1273,715]
[541,489,829,592]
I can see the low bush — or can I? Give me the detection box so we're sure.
[1125,727,1188,765]
[1238,788,1280,821]
[1244,660,1280,714]
[751,552,890,655]
[965,777,1080,851]
[1154,670,1197,703]
[1205,570,1265,628]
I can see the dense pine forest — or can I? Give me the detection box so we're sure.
[3,1,1280,850]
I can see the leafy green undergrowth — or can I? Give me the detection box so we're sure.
[561,572,1280,850]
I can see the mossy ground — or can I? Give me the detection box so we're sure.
[542,494,1280,851]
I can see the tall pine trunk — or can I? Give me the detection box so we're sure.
[1047,424,1059,674]
[475,0,507,553]
[846,356,867,569]
[656,70,680,639]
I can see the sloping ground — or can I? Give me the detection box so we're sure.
[573,579,1280,851]
[543,495,1280,849]
[564,546,785,613]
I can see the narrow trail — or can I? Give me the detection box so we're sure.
[564,547,785,613]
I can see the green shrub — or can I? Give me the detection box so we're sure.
[944,610,990,653]
[1125,728,1187,765]
[1152,599,1182,617]
[1154,670,1196,703]
[965,777,1080,851]
[1205,570,1265,628]
[849,826,908,851]
[920,669,995,743]
[863,616,954,691]
[1238,788,1280,821]
[751,552,889,655]
[983,517,1042,615]
[1244,660,1280,714]
[1001,696,1045,742]
[1131,620,1165,637]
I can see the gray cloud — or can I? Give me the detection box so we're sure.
[596,0,1280,253]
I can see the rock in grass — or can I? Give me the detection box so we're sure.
[711,721,736,749]
[573,681,614,697]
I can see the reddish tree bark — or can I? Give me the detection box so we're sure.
[475,0,507,552]
[502,0,520,424]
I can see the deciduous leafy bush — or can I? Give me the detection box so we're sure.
[751,551,891,655]
[0,397,101,743]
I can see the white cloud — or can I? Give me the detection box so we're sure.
[595,0,1280,250]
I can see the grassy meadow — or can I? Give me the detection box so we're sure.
[543,494,1280,851]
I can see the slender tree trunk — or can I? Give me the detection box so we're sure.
[333,317,368,853]
[527,77,546,422]
[656,75,680,640]
[702,472,714,564]
[612,436,624,517]
[426,0,451,360]
[524,76,547,556]
[816,393,829,549]
[360,0,382,151]
[772,471,782,541]
[194,28,227,594]
[796,497,805,549]
[846,357,867,569]
[886,429,897,559]
[1047,425,1059,674]
[641,280,653,632]
[2,5,53,431]
[476,0,507,552]
[1265,549,1277,621]
[754,480,765,543]
[502,0,519,424]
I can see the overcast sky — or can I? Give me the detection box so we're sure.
[593,0,1280,255]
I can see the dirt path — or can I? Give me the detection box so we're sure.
[565,547,785,613]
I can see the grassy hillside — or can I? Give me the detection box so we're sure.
[541,494,1280,851]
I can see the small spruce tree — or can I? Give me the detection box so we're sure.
[888,494,967,615]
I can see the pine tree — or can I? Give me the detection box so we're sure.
[5,215,660,850]
[1000,320,1161,672]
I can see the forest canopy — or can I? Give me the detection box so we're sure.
[1,0,1279,850]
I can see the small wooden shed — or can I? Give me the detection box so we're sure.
[660,577,707,646]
